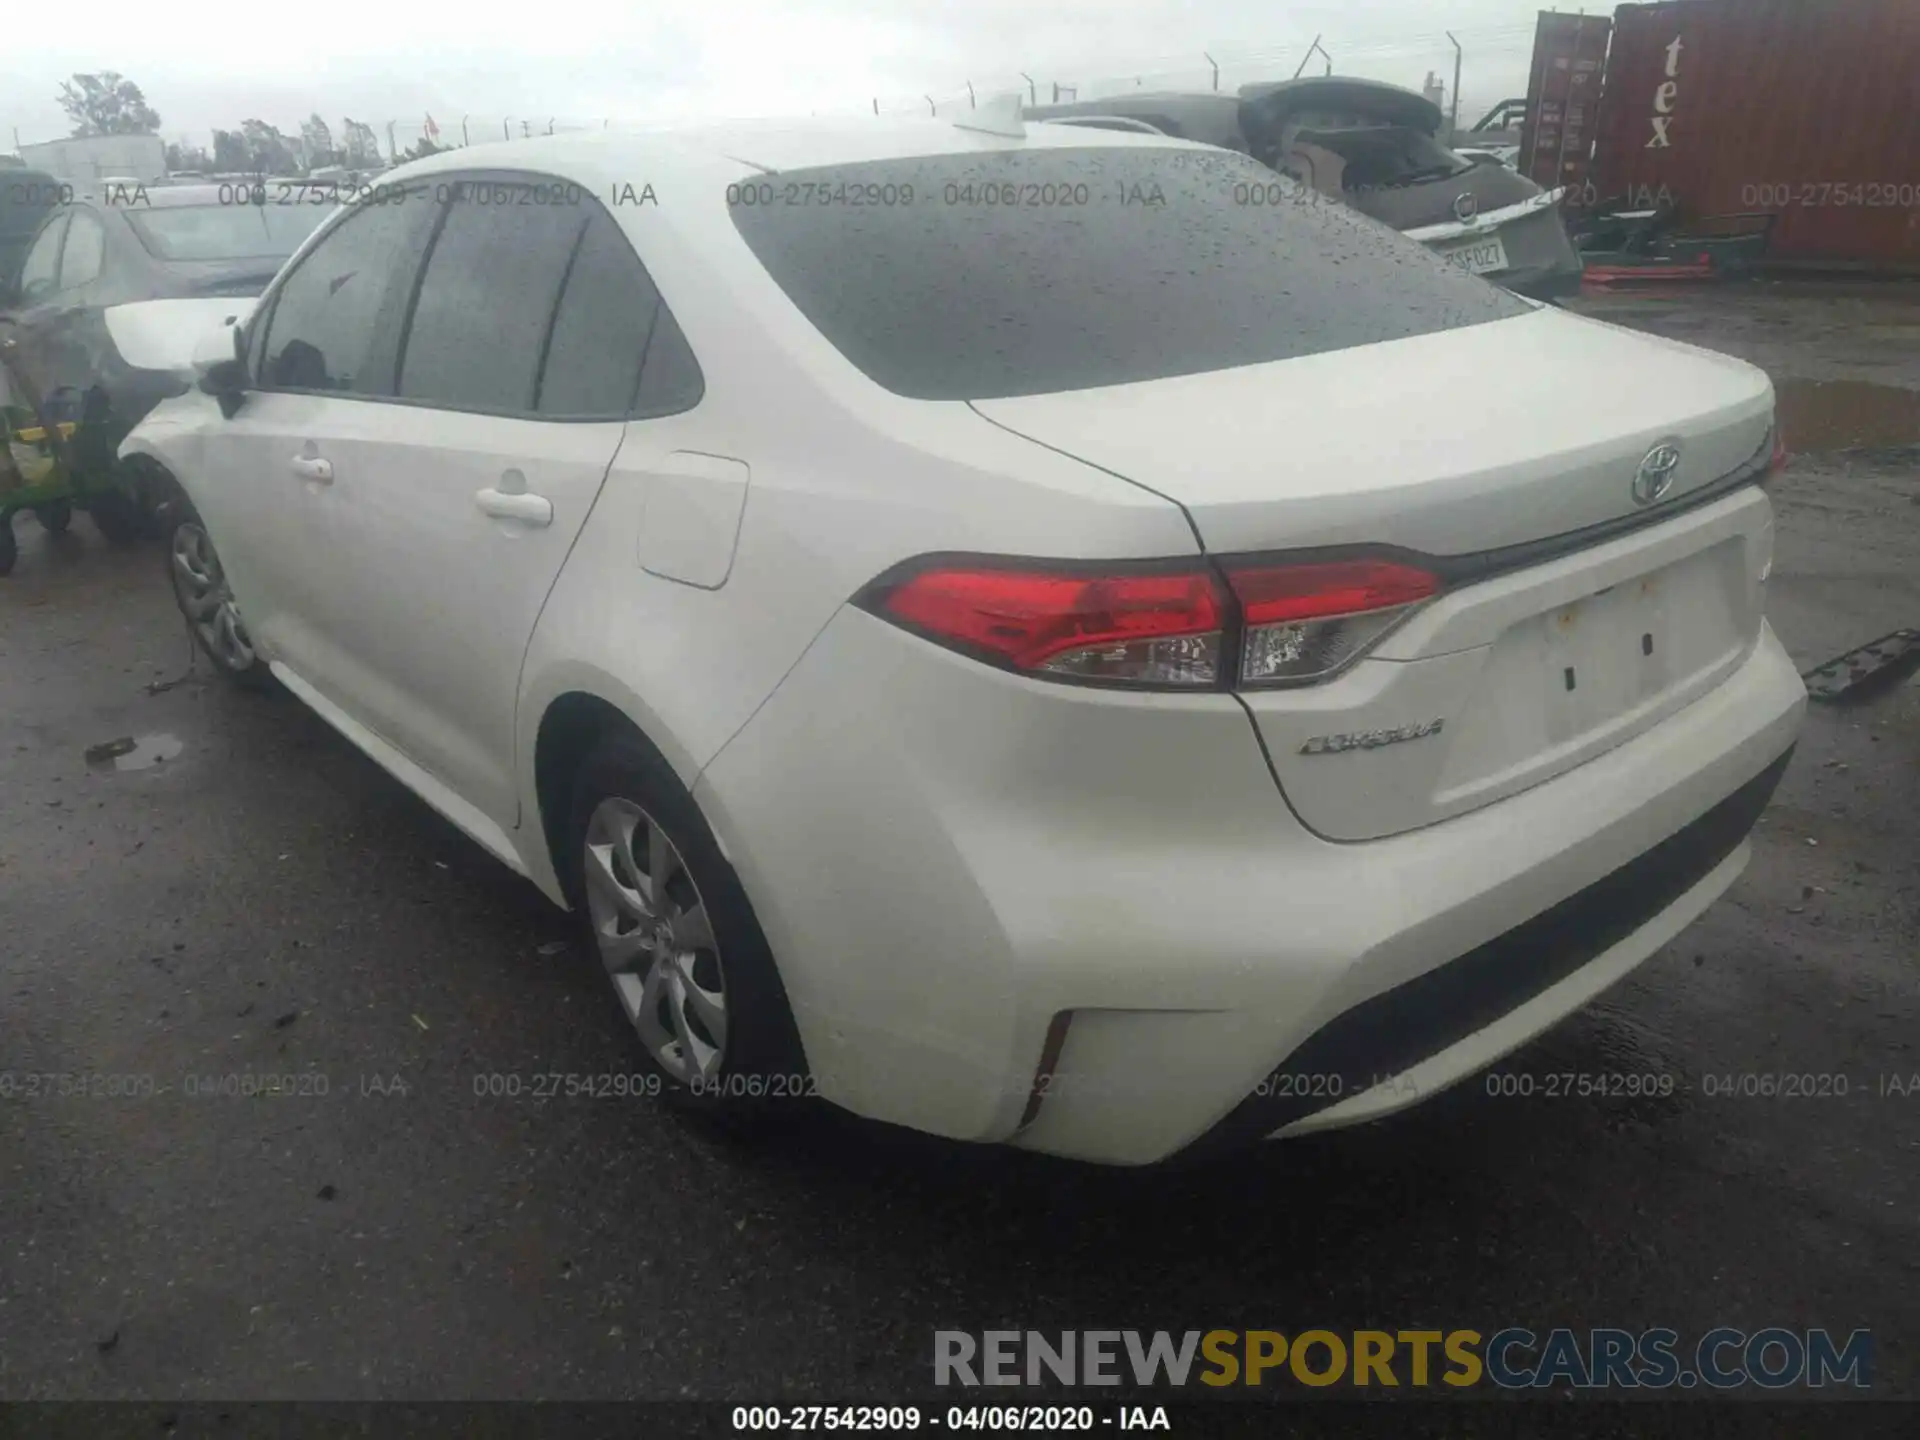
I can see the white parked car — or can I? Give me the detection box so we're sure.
[124,114,1804,1166]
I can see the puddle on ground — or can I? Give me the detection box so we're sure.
[1774,379,1920,452]
[84,734,184,773]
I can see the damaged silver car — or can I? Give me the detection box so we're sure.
[0,184,331,526]
[1030,77,1583,300]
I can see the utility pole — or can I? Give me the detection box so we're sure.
[1020,73,1036,104]
[1446,32,1463,141]
[1205,53,1219,91]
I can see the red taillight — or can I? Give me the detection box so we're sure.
[862,554,1440,690]
[872,564,1227,687]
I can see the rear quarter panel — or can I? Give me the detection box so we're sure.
[510,150,1195,897]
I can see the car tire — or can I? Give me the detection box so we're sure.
[162,484,271,690]
[88,486,148,546]
[33,500,72,534]
[564,730,810,1119]
[0,516,16,576]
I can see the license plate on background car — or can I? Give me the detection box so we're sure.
[1435,233,1510,275]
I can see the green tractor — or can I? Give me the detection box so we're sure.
[1,344,147,574]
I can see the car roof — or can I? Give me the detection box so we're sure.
[369,112,1207,192]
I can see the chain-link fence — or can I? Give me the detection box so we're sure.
[8,24,1546,173]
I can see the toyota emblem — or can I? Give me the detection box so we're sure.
[1452,192,1478,223]
[1633,441,1683,505]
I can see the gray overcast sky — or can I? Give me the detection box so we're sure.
[4,0,1558,154]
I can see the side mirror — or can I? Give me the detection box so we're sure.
[192,322,248,417]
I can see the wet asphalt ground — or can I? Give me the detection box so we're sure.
[2,283,1918,1415]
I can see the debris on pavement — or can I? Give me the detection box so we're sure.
[84,736,137,766]
[1802,629,1920,703]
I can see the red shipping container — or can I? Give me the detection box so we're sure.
[1587,0,1920,269]
[1517,10,1613,210]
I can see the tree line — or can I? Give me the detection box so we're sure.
[51,71,449,173]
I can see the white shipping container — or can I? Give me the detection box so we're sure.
[17,134,167,187]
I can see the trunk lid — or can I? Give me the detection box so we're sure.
[971,306,1778,839]
[968,306,1772,557]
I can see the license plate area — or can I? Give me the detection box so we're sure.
[1434,231,1510,275]
[1544,577,1674,734]
[1432,539,1752,799]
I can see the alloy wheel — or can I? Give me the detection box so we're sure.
[170,522,255,672]
[582,796,728,1084]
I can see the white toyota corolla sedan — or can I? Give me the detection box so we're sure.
[123,110,1805,1165]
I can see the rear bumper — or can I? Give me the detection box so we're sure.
[1493,207,1586,300]
[1500,257,1586,301]
[696,610,1805,1166]
[1183,743,1790,1159]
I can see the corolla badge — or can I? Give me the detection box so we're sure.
[1633,440,1683,505]
[1452,191,1478,223]
[1299,719,1445,756]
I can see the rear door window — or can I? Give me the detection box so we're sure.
[398,180,588,414]
[729,146,1530,400]
[534,210,705,418]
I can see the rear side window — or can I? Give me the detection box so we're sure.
[58,212,105,289]
[17,214,66,302]
[399,182,588,413]
[729,147,1530,400]
[260,196,436,395]
[633,307,702,416]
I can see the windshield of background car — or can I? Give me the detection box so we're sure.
[727,146,1531,400]
[124,203,333,263]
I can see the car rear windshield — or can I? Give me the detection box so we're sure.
[125,203,332,263]
[727,146,1531,400]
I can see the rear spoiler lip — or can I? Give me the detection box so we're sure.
[1204,424,1778,588]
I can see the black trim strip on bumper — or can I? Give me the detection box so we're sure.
[1182,744,1795,1160]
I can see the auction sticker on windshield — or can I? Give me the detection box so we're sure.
[1436,233,1510,275]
